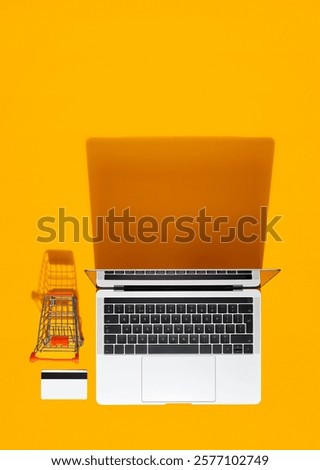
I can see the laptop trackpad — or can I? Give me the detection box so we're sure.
[142,356,216,403]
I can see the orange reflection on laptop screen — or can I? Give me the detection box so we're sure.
[86,137,274,269]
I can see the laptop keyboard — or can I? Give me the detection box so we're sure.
[103,297,254,355]
[104,270,252,280]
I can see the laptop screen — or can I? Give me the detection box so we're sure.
[86,137,274,269]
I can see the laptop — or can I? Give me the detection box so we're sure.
[86,137,279,405]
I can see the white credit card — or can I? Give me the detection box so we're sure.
[41,370,87,400]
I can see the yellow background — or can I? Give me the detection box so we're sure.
[0,1,319,450]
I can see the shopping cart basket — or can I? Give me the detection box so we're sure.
[30,290,83,362]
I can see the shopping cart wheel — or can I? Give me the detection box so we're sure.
[29,352,37,362]
[73,353,79,364]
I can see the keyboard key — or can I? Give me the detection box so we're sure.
[212,314,222,323]
[146,304,155,313]
[192,314,201,324]
[226,324,235,333]
[125,304,134,313]
[128,335,137,344]
[120,314,129,324]
[200,334,209,343]
[244,345,254,354]
[125,345,134,354]
[148,335,157,344]
[200,345,211,354]
[233,345,243,354]
[190,334,199,343]
[161,315,171,323]
[231,334,253,343]
[141,314,150,323]
[117,335,126,344]
[123,325,131,334]
[228,304,237,313]
[195,324,204,333]
[156,304,165,313]
[154,324,163,334]
[136,304,145,313]
[159,335,168,344]
[151,315,160,323]
[143,324,152,334]
[149,345,198,354]
[138,335,147,344]
[223,345,232,354]
[202,314,211,323]
[205,325,214,333]
[212,345,222,354]
[104,325,121,334]
[133,325,142,333]
[208,304,217,313]
[167,304,175,313]
[215,324,225,334]
[236,324,246,333]
[104,345,113,354]
[179,335,188,344]
[115,345,124,354]
[177,304,186,313]
[218,304,227,313]
[187,304,196,313]
[197,304,206,313]
[105,315,119,324]
[239,304,253,313]
[104,304,113,313]
[182,314,191,323]
[130,315,139,324]
[184,324,193,333]
[136,345,147,354]
[105,336,117,345]
[220,334,230,343]
[115,304,124,313]
[210,334,219,343]
[233,314,243,323]
[172,314,181,323]
[174,324,183,334]
[244,314,253,333]
[169,335,178,344]
[164,324,173,333]
[223,314,233,323]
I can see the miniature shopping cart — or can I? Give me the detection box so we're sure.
[30,251,83,362]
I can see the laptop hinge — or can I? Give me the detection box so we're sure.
[113,284,244,291]
[232,284,244,290]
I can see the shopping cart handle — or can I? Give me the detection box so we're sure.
[29,352,79,363]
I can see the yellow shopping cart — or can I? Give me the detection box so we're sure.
[30,251,83,362]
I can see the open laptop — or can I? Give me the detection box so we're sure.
[86,137,279,405]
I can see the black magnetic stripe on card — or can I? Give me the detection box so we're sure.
[41,372,87,380]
